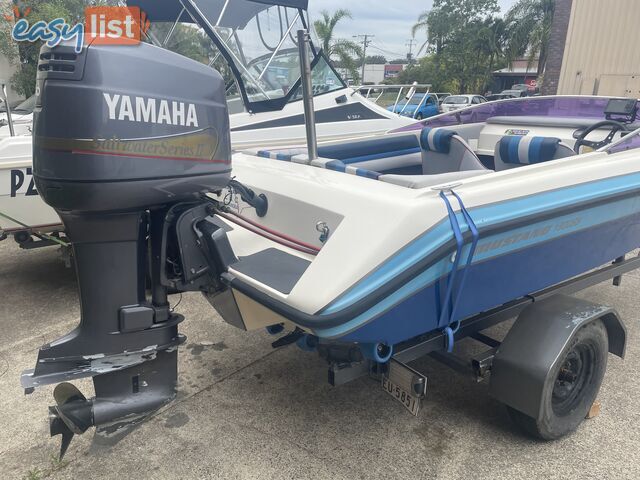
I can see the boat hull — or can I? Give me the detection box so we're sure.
[310,176,640,345]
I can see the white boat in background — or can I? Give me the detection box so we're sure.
[0,1,417,242]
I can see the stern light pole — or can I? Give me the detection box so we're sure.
[1,81,15,137]
[297,29,318,161]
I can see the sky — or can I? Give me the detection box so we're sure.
[308,0,519,61]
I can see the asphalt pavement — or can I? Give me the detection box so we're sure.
[1,240,639,479]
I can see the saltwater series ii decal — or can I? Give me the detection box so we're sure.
[103,93,200,127]
[36,128,224,164]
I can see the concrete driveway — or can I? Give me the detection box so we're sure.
[1,240,639,479]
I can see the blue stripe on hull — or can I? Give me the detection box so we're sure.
[322,172,640,316]
[319,209,640,345]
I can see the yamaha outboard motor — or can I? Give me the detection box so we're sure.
[22,40,242,457]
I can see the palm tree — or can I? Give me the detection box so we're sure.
[314,9,363,81]
[505,0,555,76]
[411,10,449,56]
[411,11,430,56]
[476,17,507,78]
[412,0,499,57]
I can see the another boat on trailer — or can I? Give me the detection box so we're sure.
[0,0,416,243]
[19,0,640,459]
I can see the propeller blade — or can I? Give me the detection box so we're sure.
[53,382,86,406]
[49,407,75,460]
[49,383,93,460]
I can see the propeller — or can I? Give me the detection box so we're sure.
[49,383,94,460]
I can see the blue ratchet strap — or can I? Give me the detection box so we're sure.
[437,190,480,352]
[437,191,464,330]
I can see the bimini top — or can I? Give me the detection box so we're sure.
[129,0,309,27]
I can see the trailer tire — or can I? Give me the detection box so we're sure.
[14,230,32,245]
[506,319,608,440]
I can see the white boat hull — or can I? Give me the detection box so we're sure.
[0,88,415,233]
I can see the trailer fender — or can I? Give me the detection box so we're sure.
[489,294,626,419]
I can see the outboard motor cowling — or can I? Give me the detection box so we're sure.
[24,40,234,458]
[34,41,231,212]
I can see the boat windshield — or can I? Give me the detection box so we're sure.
[11,95,36,113]
[393,96,640,133]
[134,0,345,114]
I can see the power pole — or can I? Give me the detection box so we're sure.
[353,34,374,84]
[405,39,417,66]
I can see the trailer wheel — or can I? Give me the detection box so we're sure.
[506,319,608,440]
[14,230,32,245]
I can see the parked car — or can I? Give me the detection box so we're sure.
[433,92,453,105]
[486,93,518,101]
[440,94,487,113]
[500,89,527,98]
[511,83,536,95]
[387,93,440,120]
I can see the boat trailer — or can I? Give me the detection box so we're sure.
[323,253,632,433]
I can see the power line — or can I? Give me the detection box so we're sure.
[353,34,374,82]
[369,44,404,57]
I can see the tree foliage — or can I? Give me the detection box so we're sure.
[402,0,554,94]
[505,0,555,76]
[0,1,117,97]
[365,55,387,65]
[313,9,362,82]
[0,0,227,97]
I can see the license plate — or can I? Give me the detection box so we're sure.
[381,359,427,416]
[382,376,421,415]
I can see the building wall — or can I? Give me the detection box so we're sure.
[556,0,640,97]
[384,64,404,80]
[540,0,572,95]
[362,64,386,85]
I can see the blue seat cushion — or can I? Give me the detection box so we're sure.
[317,135,420,164]
[322,160,381,179]
[498,136,561,165]
[420,128,457,154]
[256,148,307,161]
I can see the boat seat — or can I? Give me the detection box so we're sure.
[309,157,381,179]
[420,127,489,174]
[317,133,422,172]
[255,134,423,174]
[379,170,491,189]
[494,136,575,171]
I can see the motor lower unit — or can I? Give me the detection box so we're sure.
[23,40,241,457]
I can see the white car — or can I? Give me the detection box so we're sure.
[440,94,487,113]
